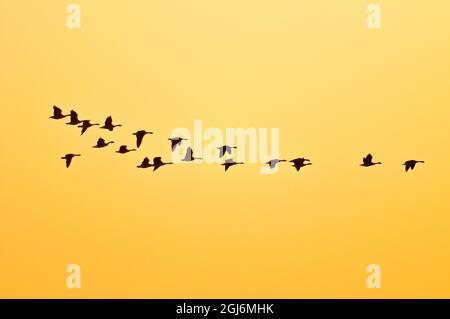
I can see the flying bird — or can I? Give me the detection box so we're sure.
[133,130,154,148]
[50,106,69,120]
[101,116,122,131]
[78,120,99,135]
[360,153,382,167]
[151,157,173,171]
[290,158,311,171]
[169,137,188,151]
[61,154,81,168]
[266,159,287,169]
[93,138,114,148]
[66,110,83,125]
[217,145,237,158]
[137,157,152,169]
[221,159,244,172]
[403,160,424,172]
[181,147,202,162]
[116,145,136,154]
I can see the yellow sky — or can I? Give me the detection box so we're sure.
[1,0,450,298]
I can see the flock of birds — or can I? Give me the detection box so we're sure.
[51,106,425,173]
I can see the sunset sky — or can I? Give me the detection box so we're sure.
[1,0,450,298]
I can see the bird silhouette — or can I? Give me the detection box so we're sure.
[116,145,136,154]
[217,145,237,158]
[101,116,122,131]
[403,160,424,172]
[290,158,311,171]
[221,158,244,172]
[169,137,188,151]
[151,157,173,171]
[93,138,114,148]
[266,159,287,169]
[66,110,83,125]
[181,147,202,162]
[61,154,81,168]
[360,153,382,167]
[133,130,154,148]
[50,106,69,120]
[137,157,152,169]
[78,120,99,135]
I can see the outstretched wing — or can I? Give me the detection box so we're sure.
[171,139,179,150]
[53,106,63,116]
[141,157,150,166]
[404,160,414,172]
[66,156,72,168]
[70,110,79,122]
[183,147,193,161]
[104,116,112,126]
[136,134,144,148]
[268,160,277,169]
[363,153,372,165]
[80,123,88,135]
[153,157,163,166]
[217,146,227,158]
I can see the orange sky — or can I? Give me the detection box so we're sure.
[1,0,450,298]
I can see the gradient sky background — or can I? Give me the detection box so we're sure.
[1,0,450,298]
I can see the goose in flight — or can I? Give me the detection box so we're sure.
[290,158,311,171]
[137,157,152,169]
[403,160,424,172]
[133,130,154,148]
[360,153,382,167]
[169,137,188,151]
[221,158,244,172]
[151,157,173,171]
[61,154,81,168]
[50,106,69,120]
[217,145,237,158]
[101,116,122,131]
[66,110,83,125]
[93,138,114,148]
[266,159,287,169]
[181,147,202,162]
[116,145,136,154]
[78,120,99,135]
